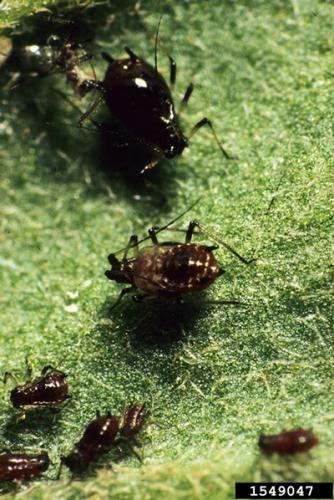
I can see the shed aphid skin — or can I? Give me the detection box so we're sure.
[120,403,150,440]
[60,411,120,473]
[78,18,234,173]
[0,451,50,482]
[259,429,319,455]
[105,201,256,308]
[4,34,94,97]
[4,361,70,412]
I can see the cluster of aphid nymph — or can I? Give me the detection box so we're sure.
[0,9,319,488]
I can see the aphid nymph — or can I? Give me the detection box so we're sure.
[4,360,70,412]
[60,411,120,473]
[259,428,319,455]
[0,451,49,482]
[105,201,255,308]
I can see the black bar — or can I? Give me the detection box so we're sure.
[235,482,333,499]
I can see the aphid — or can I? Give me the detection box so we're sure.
[4,362,70,411]
[105,201,255,308]
[259,428,319,455]
[0,451,49,482]
[79,20,234,173]
[60,411,120,473]
[120,403,149,440]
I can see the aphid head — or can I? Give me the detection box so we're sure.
[105,254,133,285]
[163,129,188,159]
[10,386,25,409]
[38,452,50,472]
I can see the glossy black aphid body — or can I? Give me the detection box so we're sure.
[120,404,149,439]
[0,452,49,482]
[103,53,187,159]
[61,412,120,472]
[9,368,69,410]
[259,429,319,455]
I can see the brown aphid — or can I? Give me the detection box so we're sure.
[0,451,49,482]
[259,428,319,455]
[5,365,70,411]
[120,403,149,439]
[105,202,255,308]
[61,411,120,472]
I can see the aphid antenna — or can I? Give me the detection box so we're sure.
[154,15,163,74]
[51,88,101,134]
[113,198,202,257]
[3,371,18,386]
[192,221,256,266]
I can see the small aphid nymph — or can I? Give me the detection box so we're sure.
[4,362,70,411]
[0,451,49,482]
[61,411,120,473]
[105,202,255,308]
[259,428,319,455]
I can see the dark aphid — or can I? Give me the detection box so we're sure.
[79,22,233,173]
[120,403,149,439]
[61,411,120,473]
[259,428,319,455]
[0,451,49,482]
[4,364,70,411]
[105,201,255,308]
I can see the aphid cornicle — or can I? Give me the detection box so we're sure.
[4,363,70,411]
[0,451,49,482]
[105,202,255,308]
[259,428,319,455]
[60,411,120,473]
[79,21,233,173]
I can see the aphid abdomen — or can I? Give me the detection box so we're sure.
[133,244,221,296]
[10,374,68,409]
[103,57,186,157]
[0,452,49,481]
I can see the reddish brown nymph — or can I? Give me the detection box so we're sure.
[259,428,319,455]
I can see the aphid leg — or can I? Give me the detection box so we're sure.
[117,437,143,462]
[56,462,63,480]
[25,355,33,380]
[79,81,106,125]
[185,220,197,243]
[179,83,194,114]
[123,235,139,260]
[132,295,146,303]
[3,371,18,385]
[102,52,115,64]
[41,365,66,377]
[109,287,136,310]
[148,227,159,245]
[188,117,234,160]
[191,220,256,265]
[168,54,176,90]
